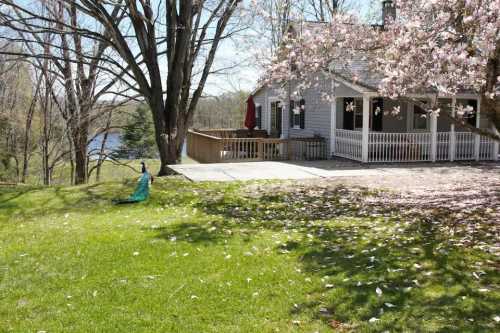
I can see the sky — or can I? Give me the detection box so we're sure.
[4,0,376,99]
[204,0,377,96]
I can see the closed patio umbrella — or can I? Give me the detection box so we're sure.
[244,95,256,130]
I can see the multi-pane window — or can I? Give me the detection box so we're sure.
[353,99,363,129]
[290,99,305,129]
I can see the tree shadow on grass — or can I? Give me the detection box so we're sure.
[154,183,499,332]
[0,181,139,222]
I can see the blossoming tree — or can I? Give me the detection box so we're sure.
[265,0,500,140]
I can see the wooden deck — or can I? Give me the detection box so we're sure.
[187,129,327,163]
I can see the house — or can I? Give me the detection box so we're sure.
[251,1,499,163]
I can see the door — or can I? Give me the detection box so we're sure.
[270,101,282,138]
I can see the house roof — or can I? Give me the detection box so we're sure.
[330,53,382,92]
[251,18,481,99]
[289,21,383,92]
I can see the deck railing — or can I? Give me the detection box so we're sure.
[333,130,497,163]
[187,129,327,163]
[195,128,268,139]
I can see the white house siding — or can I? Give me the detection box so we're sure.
[254,82,333,155]
[288,80,332,155]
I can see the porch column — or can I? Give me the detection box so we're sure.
[330,96,337,156]
[430,111,438,162]
[449,97,456,161]
[362,95,370,162]
[492,126,499,161]
[474,98,481,161]
[264,89,270,133]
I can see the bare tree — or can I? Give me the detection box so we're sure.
[0,0,127,183]
[0,0,249,176]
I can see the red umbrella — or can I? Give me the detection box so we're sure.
[244,95,256,130]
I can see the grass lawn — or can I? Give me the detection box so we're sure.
[0,177,498,332]
[23,156,197,186]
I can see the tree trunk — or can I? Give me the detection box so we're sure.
[95,117,112,183]
[153,119,179,176]
[148,95,179,176]
[74,138,88,184]
[42,139,50,186]
[21,101,36,183]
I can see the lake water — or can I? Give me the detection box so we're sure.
[88,133,187,158]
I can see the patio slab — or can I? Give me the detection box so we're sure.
[169,160,499,182]
[169,160,454,182]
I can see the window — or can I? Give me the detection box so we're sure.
[465,100,477,126]
[412,103,428,131]
[353,99,363,129]
[271,101,279,129]
[290,99,305,129]
[456,99,478,127]
[255,105,262,129]
[343,98,364,130]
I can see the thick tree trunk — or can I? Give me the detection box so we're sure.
[148,94,180,176]
[152,116,179,176]
[74,139,88,184]
[154,134,180,176]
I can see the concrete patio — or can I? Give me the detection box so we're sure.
[169,160,499,182]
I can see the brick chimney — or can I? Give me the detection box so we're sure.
[382,0,396,26]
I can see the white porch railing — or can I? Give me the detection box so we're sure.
[479,136,496,160]
[368,132,431,162]
[436,132,450,161]
[335,129,363,161]
[334,130,497,163]
[455,132,475,160]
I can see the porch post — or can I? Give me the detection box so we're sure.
[449,97,456,161]
[264,88,270,133]
[492,126,499,161]
[430,111,438,162]
[362,95,370,162]
[330,96,337,156]
[474,98,481,161]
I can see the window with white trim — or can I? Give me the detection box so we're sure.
[353,98,364,129]
[290,99,305,129]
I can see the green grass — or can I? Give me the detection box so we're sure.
[21,156,196,186]
[0,178,498,332]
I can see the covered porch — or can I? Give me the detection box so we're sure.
[331,94,499,163]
